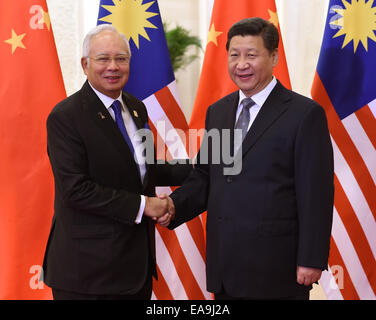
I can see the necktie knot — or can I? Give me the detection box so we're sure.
[242,98,255,110]
[111,100,122,114]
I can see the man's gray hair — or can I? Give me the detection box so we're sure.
[82,24,131,58]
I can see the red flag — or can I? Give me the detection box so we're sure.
[190,0,291,132]
[0,1,66,299]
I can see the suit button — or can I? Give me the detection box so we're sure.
[226,176,233,183]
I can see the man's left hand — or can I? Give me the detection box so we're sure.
[296,266,322,286]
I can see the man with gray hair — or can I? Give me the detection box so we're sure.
[42,24,191,299]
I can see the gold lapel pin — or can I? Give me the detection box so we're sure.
[98,112,106,120]
[133,110,139,118]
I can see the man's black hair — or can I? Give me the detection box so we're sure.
[226,17,279,53]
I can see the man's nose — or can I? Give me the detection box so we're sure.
[107,58,120,69]
[237,57,250,69]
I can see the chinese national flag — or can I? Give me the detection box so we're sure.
[190,0,291,131]
[0,1,66,299]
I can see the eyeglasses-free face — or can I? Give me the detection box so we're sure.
[227,35,278,97]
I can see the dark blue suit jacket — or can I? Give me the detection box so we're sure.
[169,80,334,298]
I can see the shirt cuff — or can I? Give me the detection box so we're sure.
[135,195,145,224]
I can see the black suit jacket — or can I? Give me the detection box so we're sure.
[42,81,190,295]
[169,81,334,298]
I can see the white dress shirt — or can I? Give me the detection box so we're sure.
[89,82,145,224]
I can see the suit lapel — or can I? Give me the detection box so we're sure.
[123,92,145,130]
[215,92,239,157]
[227,92,240,132]
[241,81,291,157]
[226,93,240,157]
[122,91,152,190]
[81,82,142,180]
[123,92,155,190]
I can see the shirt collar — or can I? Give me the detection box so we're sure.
[88,81,124,111]
[238,76,277,107]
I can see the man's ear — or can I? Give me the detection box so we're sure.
[81,57,88,75]
[272,49,279,67]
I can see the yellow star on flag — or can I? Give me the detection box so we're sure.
[207,23,223,46]
[268,9,279,27]
[330,0,376,53]
[100,0,158,49]
[4,29,26,54]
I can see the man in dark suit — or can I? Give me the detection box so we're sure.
[42,24,190,300]
[166,17,334,299]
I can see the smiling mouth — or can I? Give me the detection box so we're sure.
[104,75,121,82]
[238,74,253,80]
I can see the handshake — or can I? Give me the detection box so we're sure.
[144,193,175,227]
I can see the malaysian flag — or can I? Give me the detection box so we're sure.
[97,0,211,299]
[311,0,376,299]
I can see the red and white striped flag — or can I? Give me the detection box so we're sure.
[98,0,211,299]
[311,0,376,299]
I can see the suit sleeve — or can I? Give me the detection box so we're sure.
[155,160,193,186]
[168,108,212,229]
[294,103,334,269]
[47,109,141,225]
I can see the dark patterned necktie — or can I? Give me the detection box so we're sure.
[234,98,255,154]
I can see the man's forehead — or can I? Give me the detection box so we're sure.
[228,35,266,49]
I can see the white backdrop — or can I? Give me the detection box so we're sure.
[46,0,331,299]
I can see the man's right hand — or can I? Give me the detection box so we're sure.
[144,196,172,219]
[156,193,175,227]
